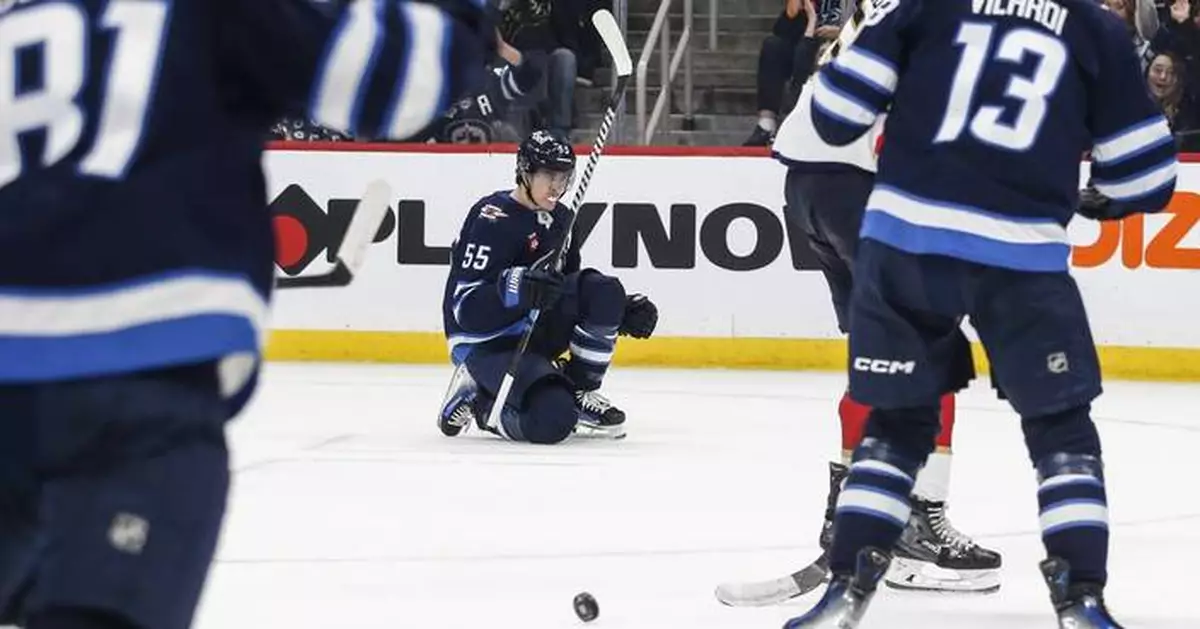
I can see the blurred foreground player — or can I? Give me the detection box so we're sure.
[0,2,491,629]
[770,0,999,595]
[784,0,1177,627]
[438,130,658,442]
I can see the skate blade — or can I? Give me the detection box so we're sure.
[884,557,1001,594]
[437,408,472,437]
[573,423,626,440]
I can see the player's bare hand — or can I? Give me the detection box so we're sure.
[815,25,841,40]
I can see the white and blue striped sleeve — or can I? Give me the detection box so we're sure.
[221,0,489,141]
[810,0,917,146]
[1087,16,1178,212]
[306,0,489,140]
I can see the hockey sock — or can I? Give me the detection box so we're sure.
[565,272,624,391]
[497,403,524,442]
[1024,405,1108,586]
[829,438,921,574]
[839,392,953,468]
[936,393,956,449]
[1036,453,1108,586]
[1027,405,1108,588]
[838,391,870,463]
[913,393,956,501]
[565,323,618,391]
[828,407,938,575]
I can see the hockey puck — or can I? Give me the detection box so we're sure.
[573,592,599,622]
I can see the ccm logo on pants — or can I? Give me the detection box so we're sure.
[853,357,916,374]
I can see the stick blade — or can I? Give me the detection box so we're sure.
[335,179,391,273]
[592,9,632,77]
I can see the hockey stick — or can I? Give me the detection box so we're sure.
[714,0,876,606]
[714,555,829,607]
[275,179,392,289]
[483,8,632,433]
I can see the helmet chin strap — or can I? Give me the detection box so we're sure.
[519,171,535,204]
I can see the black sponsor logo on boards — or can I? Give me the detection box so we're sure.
[271,185,821,275]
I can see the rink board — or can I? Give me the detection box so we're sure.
[262,144,1200,381]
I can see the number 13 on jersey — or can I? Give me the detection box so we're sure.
[0,0,169,188]
[935,23,1067,152]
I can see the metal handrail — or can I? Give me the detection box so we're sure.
[635,0,694,144]
[710,0,717,50]
[612,0,630,144]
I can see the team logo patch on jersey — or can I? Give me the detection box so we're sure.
[527,233,540,252]
[446,119,492,144]
[479,204,507,221]
[864,0,900,25]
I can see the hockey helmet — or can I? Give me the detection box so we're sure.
[515,129,576,201]
[517,129,576,176]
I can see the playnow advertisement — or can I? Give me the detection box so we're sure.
[264,148,1200,349]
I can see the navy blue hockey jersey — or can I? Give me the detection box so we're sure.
[0,0,487,395]
[443,191,580,364]
[810,0,1178,272]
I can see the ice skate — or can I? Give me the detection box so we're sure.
[573,389,626,439]
[437,363,480,437]
[437,364,518,440]
[886,497,1002,593]
[1040,557,1124,628]
[782,547,891,628]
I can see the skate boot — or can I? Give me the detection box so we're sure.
[782,547,892,628]
[886,497,1002,593]
[1040,557,1124,628]
[437,363,479,437]
[573,389,626,439]
[437,364,519,440]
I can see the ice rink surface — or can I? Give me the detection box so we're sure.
[194,363,1200,628]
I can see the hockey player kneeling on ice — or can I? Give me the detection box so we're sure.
[438,130,658,443]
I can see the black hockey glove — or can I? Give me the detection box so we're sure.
[1077,183,1143,221]
[497,266,564,311]
[619,293,658,339]
[1077,185,1115,220]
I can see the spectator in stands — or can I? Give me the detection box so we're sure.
[498,0,583,138]
[1102,0,1160,69]
[743,0,847,146]
[1146,52,1200,150]
[575,0,613,86]
[1154,0,1200,85]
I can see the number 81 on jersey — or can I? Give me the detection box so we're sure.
[0,0,169,187]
